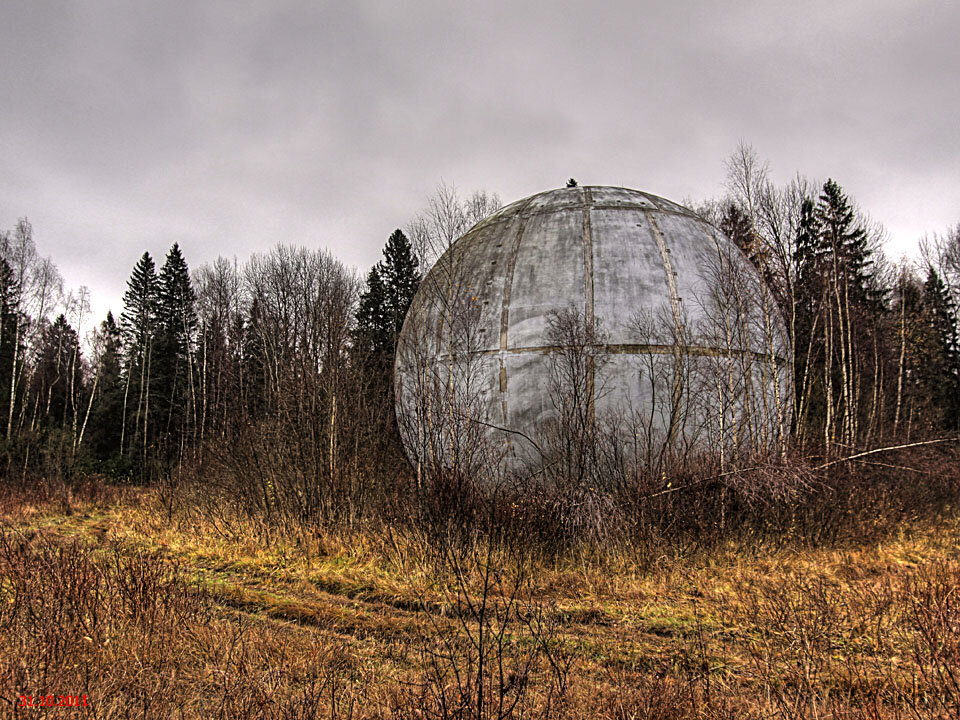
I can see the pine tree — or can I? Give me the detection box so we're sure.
[792,181,887,446]
[356,264,389,356]
[31,314,83,430]
[719,201,754,258]
[154,243,197,450]
[793,197,824,345]
[920,268,960,429]
[381,229,421,348]
[794,198,822,293]
[122,252,158,359]
[816,179,883,311]
[120,251,158,459]
[792,197,825,432]
[157,244,197,355]
[354,229,421,453]
[87,312,126,462]
[0,257,20,423]
[356,229,420,361]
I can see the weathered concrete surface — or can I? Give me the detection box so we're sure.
[395,186,792,471]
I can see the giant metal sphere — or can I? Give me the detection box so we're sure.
[395,186,791,471]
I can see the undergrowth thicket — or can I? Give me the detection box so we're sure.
[1,441,959,718]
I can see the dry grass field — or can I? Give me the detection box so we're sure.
[3,446,960,719]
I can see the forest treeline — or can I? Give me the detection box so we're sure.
[696,146,959,448]
[1,147,958,520]
[0,186,496,516]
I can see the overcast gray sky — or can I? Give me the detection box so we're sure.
[1,1,957,324]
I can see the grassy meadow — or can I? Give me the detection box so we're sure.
[3,443,960,719]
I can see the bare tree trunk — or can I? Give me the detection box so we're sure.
[200,324,208,453]
[69,342,79,454]
[77,362,100,450]
[715,369,726,471]
[720,294,740,455]
[6,319,20,438]
[843,273,858,442]
[27,392,40,436]
[824,291,834,452]
[831,260,851,446]
[894,277,907,434]
[760,279,785,453]
[133,342,147,453]
[329,390,337,483]
[866,332,880,445]
[875,348,886,441]
[120,361,132,455]
[143,340,152,471]
[184,311,198,458]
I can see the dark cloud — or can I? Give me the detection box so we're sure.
[1,1,957,324]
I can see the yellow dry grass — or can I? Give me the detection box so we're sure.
[3,479,960,718]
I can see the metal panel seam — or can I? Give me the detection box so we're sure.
[645,210,686,447]
[582,187,596,422]
[497,196,538,432]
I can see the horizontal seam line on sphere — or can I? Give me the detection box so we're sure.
[426,344,787,365]
[469,204,706,231]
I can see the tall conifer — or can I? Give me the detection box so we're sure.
[921,268,960,428]
[0,258,19,420]
[155,243,197,453]
[354,229,421,452]
[32,314,82,429]
[356,229,420,361]
[816,179,883,310]
[120,251,158,459]
[356,264,389,357]
[87,312,126,461]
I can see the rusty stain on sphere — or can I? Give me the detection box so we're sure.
[395,186,791,471]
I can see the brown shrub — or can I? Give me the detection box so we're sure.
[0,531,359,719]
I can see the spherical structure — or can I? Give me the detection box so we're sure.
[395,186,791,472]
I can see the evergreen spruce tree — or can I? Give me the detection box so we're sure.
[356,229,420,361]
[380,229,421,350]
[356,264,389,357]
[155,243,197,454]
[87,311,126,462]
[354,229,421,451]
[719,201,754,258]
[157,244,197,352]
[792,181,886,443]
[792,197,824,423]
[816,179,883,311]
[121,252,158,360]
[120,251,158,459]
[920,268,960,429]
[32,314,82,429]
[0,257,20,422]
[794,197,822,291]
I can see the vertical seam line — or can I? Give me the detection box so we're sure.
[498,196,539,430]
[583,187,596,422]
